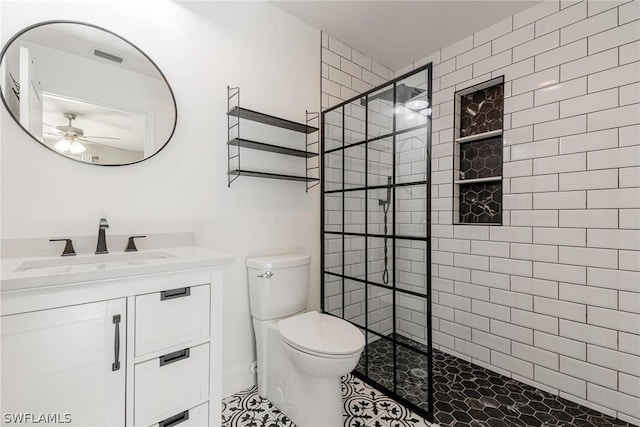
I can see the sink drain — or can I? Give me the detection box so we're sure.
[410,368,428,378]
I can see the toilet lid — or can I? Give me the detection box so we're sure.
[278,311,365,356]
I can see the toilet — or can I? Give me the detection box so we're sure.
[247,254,365,427]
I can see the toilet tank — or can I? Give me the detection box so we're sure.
[246,254,311,321]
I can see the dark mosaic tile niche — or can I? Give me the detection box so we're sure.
[356,335,636,427]
[460,182,502,224]
[460,137,503,180]
[456,79,504,225]
[460,84,504,138]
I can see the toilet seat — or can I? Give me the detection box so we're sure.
[278,311,365,359]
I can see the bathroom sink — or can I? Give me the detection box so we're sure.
[2,246,234,292]
[14,251,178,273]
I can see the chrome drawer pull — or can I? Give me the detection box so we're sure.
[160,287,191,300]
[159,348,190,367]
[159,410,189,427]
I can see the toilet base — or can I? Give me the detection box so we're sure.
[253,319,350,427]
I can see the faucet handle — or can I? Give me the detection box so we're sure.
[125,235,146,252]
[50,239,76,257]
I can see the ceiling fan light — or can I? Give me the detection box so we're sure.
[70,140,86,154]
[54,137,72,152]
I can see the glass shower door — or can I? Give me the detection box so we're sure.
[321,64,433,420]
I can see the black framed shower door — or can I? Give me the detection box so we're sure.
[320,63,433,421]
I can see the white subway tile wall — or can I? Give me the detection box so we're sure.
[321,0,640,421]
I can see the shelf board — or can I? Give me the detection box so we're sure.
[228,138,318,158]
[228,169,319,183]
[455,129,502,144]
[455,176,503,185]
[228,107,318,134]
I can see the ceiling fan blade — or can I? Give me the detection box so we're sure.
[82,135,122,140]
[77,137,125,151]
[43,122,60,130]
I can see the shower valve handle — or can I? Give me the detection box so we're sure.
[258,271,273,279]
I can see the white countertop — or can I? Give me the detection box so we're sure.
[1,246,235,292]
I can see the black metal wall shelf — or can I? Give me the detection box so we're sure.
[227,106,318,134]
[228,138,318,158]
[228,169,319,182]
[226,86,320,191]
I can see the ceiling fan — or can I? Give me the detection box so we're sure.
[43,112,122,154]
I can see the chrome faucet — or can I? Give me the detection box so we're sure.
[95,218,109,254]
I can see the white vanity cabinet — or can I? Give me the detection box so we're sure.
[133,284,212,427]
[1,248,232,427]
[1,299,127,426]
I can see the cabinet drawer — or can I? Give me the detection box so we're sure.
[150,402,208,427]
[135,284,210,356]
[135,343,210,426]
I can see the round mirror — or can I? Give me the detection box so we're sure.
[0,21,177,166]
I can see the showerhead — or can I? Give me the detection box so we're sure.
[361,84,425,106]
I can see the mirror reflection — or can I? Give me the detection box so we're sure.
[0,21,176,165]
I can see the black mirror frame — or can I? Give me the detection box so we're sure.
[0,20,178,167]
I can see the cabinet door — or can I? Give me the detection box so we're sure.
[1,299,126,426]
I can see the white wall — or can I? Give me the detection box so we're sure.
[405,1,640,423]
[0,0,320,397]
[321,0,640,423]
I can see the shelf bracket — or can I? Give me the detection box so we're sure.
[227,86,241,188]
[306,110,320,192]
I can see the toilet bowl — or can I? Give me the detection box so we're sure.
[279,311,364,378]
[247,254,365,427]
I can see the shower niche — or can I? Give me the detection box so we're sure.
[453,77,504,224]
[321,64,433,419]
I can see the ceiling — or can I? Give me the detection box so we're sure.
[21,23,162,79]
[273,1,540,71]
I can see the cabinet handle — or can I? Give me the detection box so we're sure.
[112,315,121,371]
[160,287,191,300]
[159,410,189,427]
[159,348,190,367]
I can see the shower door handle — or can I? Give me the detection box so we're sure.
[257,271,273,279]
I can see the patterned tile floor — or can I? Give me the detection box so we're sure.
[357,335,636,427]
[221,374,433,427]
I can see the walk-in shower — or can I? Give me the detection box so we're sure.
[321,63,636,427]
[321,64,433,419]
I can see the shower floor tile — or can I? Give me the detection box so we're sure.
[358,335,636,427]
[221,374,433,427]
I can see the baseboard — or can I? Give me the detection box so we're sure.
[222,364,256,398]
